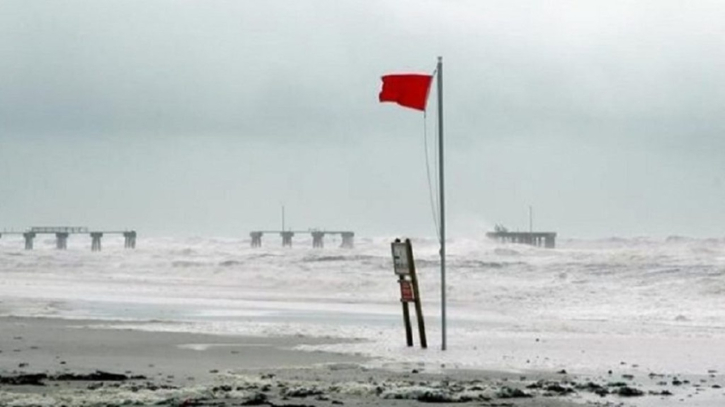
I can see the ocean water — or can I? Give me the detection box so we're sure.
[1,234,724,376]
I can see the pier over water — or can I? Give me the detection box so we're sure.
[486,226,556,248]
[250,230,354,248]
[0,227,137,251]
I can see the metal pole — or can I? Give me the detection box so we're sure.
[437,56,446,351]
[529,205,533,234]
[282,205,285,232]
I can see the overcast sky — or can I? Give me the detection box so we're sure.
[1,1,724,239]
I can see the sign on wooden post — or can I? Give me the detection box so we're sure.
[392,241,410,276]
[391,238,427,349]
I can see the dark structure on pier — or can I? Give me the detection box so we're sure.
[0,227,137,251]
[486,225,556,248]
[250,230,355,249]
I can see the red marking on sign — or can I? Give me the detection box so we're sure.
[399,280,415,302]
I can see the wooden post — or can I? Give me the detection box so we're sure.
[406,239,427,348]
[392,239,427,349]
[400,277,413,347]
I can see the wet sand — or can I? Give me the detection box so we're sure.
[0,316,364,385]
[1,316,722,406]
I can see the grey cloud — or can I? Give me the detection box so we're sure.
[1,1,724,237]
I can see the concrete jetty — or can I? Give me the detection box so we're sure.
[250,230,354,248]
[0,227,137,251]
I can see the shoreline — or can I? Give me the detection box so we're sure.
[2,317,723,406]
[0,316,368,384]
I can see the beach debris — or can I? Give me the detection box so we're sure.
[378,382,480,403]
[543,382,574,395]
[0,373,47,386]
[1,369,715,406]
[615,386,644,397]
[607,381,628,387]
[54,370,145,381]
[212,384,233,393]
[241,392,269,405]
[417,390,471,403]
[526,380,575,396]
[497,386,532,398]
[284,385,324,398]
[0,370,147,386]
[574,381,608,397]
[179,397,213,406]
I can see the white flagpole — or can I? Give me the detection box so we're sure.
[436,56,447,351]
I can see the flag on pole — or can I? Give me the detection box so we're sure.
[379,74,433,111]
[378,60,447,351]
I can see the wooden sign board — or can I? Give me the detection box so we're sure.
[390,238,427,349]
[391,241,410,275]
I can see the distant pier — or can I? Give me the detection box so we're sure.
[250,230,354,248]
[486,228,556,248]
[0,227,137,251]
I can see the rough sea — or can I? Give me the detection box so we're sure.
[1,234,724,376]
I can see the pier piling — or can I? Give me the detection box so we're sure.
[281,231,294,247]
[55,232,69,250]
[23,232,36,250]
[90,232,103,252]
[340,232,355,248]
[123,231,137,249]
[311,231,325,248]
[250,232,263,248]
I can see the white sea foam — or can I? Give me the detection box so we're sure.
[1,234,724,376]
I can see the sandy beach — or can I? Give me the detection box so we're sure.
[2,316,722,407]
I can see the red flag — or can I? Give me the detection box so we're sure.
[379,74,433,111]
